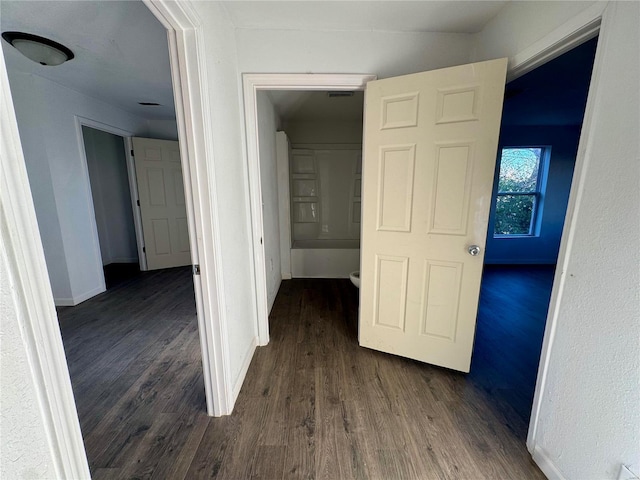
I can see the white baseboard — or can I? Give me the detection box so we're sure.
[281,273,292,280]
[54,285,105,306]
[532,445,567,480]
[231,336,258,407]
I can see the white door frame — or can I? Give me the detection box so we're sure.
[137,1,231,417]
[243,73,377,345]
[1,0,230,477]
[75,117,149,273]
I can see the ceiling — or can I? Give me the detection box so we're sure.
[0,1,510,123]
[0,1,595,128]
[1,1,175,120]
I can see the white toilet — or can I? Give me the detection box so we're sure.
[349,271,360,288]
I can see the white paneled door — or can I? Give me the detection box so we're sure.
[359,59,507,372]
[132,137,191,270]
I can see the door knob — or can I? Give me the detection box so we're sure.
[468,245,481,256]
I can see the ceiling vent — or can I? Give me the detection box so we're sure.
[327,91,354,98]
[138,102,161,106]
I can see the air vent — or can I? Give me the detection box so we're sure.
[327,91,354,98]
[138,102,161,106]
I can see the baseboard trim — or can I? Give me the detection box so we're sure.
[281,273,292,280]
[54,285,105,306]
[231,336,258,406]
[532,445,567,480]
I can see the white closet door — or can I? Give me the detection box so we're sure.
[132,137,191,270]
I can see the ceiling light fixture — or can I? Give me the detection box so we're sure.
[1,31,74,66]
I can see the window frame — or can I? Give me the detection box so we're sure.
[493,146,550,238]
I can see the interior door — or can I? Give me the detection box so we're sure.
[359,58,507,372]
[132,137,191,270]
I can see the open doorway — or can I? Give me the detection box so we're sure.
[471,35,599,439]
[1,0,212,476]
[257,89,365,313]
[81,126,142,289]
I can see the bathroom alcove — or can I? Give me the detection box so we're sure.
[256,90,364,309]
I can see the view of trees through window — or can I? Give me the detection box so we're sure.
[494,147,543,235]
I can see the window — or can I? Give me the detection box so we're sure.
[494,147,546,236]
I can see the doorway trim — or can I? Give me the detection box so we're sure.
[1,50,92,480]
[141,0,231,417]
[242,73,377,345]
[75,117,149,278]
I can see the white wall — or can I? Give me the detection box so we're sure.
[6,70,150,305]
[190,1,259,388]
[146,118,179,141]
[0,246,56,479]
[472,1,598,65]
[284,119,363,144]
[257,91,282,312]
[475,2,640,478]
[82,126,138,265]
[235,29,473,78]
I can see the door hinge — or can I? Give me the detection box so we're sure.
[143,246,146,253]
[131,149,134,156]
[193,264,201,275]
[137,199,140,206]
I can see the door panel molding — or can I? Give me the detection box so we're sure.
[359,59,508,373]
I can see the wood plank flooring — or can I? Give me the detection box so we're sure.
[58,266,551,479]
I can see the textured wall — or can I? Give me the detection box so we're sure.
[0,244,56,479]
[532,3,640,477]
[236,28,473,78]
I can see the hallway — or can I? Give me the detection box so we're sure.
[59,267,549,479]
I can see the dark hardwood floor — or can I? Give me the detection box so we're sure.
[58,265,551,479]
[103,263,142,290]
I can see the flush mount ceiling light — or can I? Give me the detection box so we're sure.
[1,31,74,66]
